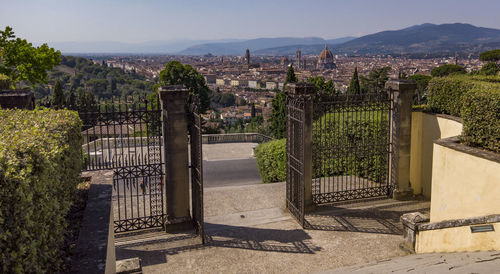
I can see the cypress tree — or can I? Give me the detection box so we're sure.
[347,67,360,94]
[52,80,65,109]
[251,103,256,118]
[284,65,298,86]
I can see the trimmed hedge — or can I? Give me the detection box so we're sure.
[312,111,389,182]
[0,73,11,89]
[426,76,475,116]
[426,75,500,153]
[0,108,82,273]
[461,87,500,153]
[255,139,286,183]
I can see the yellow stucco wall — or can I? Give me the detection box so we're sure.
[416,223,500,253]
[429,144,500,223]
[409,112,462,198]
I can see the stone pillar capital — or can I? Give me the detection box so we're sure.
[285,83,316,97]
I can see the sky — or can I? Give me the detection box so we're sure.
[1,0,500,43]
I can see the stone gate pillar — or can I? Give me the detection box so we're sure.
[158,85,192,232]
[386,80,417,200]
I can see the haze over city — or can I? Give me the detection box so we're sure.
[2,0,500,44]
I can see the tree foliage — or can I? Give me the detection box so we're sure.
[408,74,432,104]
[0,26,61,87]
[430,64,466,77]
[307,76,336,95]
[479,62,500,76]
[158,61,210,111]
[479,49,500,62]
[269,91,286,139]
[51,80,65,108]
[347,67,361,94]
[360,66,391,93]
[284,65,297,86]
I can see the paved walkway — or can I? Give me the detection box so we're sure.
[115,182,432,273]
[323,250,500,273]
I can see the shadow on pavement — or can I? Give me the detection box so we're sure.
[116,224,322,267]
[305,200,430,235]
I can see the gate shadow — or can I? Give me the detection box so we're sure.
[115,223,322,267]
[304,201,430,235]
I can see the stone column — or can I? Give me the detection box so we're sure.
[158,85,192,232]
[286,83,317,212]
[386,80,416,200]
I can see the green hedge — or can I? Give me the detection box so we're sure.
[0,108,82,273]
[255,139,286,183]
[461,87,500,153]
[426,76,475,116]
[0,74,11,89]
[312,111,389,182]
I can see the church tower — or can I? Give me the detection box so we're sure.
[296,50,302,70]
[245,49,250,65]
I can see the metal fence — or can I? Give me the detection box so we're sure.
[311,92,393,204]
[78,96,166,233]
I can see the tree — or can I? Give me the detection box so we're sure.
[307,76,336,95]
[479,49,500,63]
[284,65,298,86]
[158,61,210,111]
[269,64,297,139]
[219,93,236,107]
[408,74,432,105]
[52,81,65,109]
[269,91,286,139]
[66,87,76,109]
[360,66,391,93]
[347,67,361,94]
[430,64,466,77]
[479,62,500,76]
[0,26,60,87]
[251,103,256,118]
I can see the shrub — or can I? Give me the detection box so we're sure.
[479,62,500,76]
[255,139,286,183]
[461,86,500,153]
[426,76,475,116]
[312,111,389,182]
[0,73,11,89]
[0,108,82,273]
[430,64,466,77]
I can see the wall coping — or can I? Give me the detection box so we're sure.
[412,109,463,124]
[419,214,500,231]
[72,171,115,274]
[435,136,500,165]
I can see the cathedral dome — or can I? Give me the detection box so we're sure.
[319,45,333,60]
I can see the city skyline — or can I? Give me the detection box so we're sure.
[1,0,500,44]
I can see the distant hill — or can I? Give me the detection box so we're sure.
[255,23,500,56]
[42,39,244,54]
[178,37,355,55]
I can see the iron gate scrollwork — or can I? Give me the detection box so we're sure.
[311,92,393,204]
[79,96,166,233]
[286,95,306,227]
[188,94,205,243]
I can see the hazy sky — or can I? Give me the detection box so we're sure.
[2,0,500,43]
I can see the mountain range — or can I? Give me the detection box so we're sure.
[44,23,500,56]
[254,23,500,56]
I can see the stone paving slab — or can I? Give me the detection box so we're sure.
[322,250,500,273]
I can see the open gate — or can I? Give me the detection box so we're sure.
[188,94,205,243]
[312,92,393,204]
[285,94,306,227]
[79,96,165,233]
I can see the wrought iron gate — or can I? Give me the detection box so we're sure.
[188,94,205,243]
[286,95,306,227]
[311,92,393,204]
[79,96,165,233]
